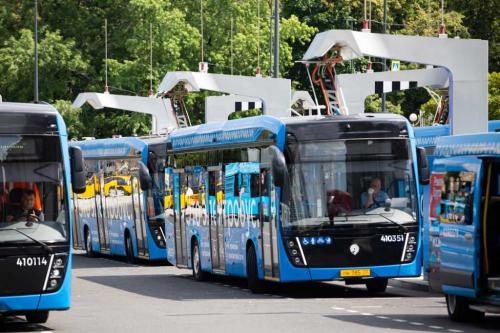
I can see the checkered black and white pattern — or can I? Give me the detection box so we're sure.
[235,101,263,112]
[375,81,418,94]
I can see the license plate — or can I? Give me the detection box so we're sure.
[340,269,371,277]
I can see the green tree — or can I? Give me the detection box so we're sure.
[0,29,88,102]
[448,0,499,72]
[488,72,500,120]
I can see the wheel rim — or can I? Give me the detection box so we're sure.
[448,295,456,313]
[126,237,132,260]
[86,232,91,253]
[193,245,200,275]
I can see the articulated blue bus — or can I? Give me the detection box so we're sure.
[71,136,167,262]
[424,133,500,321]
[165,114,428,292]
[0,102,85,323]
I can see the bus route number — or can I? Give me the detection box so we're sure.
[16,257,48,267]
[380,235,405,243]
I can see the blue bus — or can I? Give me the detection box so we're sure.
[164,114,428,292]
[71,136,167,262]
[415,121,500,269]
[0,102,85,323]
[425,133,500,321]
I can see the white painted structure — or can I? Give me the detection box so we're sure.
[157,71,293,119]
[72,93,179,135]
[336,68,449,115]
[302,30,488,134]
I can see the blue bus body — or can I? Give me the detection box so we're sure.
[0,103,76,323]
[415,120,500,272]
[71,137,167,261]
[424,133,500,320]
[165,114,424,291]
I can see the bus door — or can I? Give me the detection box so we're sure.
[428,158,482,296]
[71,193,83,249]
[94,171,110,252]
[173,169,188,267]
[259,168,280,280]
[131,174,148,257]
[208,167,225,272]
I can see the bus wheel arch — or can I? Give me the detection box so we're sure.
[124,229,136,264]
[246,240,265,293]
[445,294,485,322]
[191,236,207,281]
[84,225,95,257]
[25,310,49,324]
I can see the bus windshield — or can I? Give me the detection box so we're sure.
[0,135,67,245]
[284,138,417,230]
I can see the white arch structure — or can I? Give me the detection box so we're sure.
[302,30,488,134]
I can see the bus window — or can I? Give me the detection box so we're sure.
[438,171,475,225]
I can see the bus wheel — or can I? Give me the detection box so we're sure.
[246,245,265,293]
[25,311,49,324]
[191,240,207,281]
[365,278,388,293]
[446,294,485,322]
[85,229,95,257]
[125,233,136,264]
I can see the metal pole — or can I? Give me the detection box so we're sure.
[34,0,39,103]
[273,0,279,78]
[200,0,204,63]
[381,0,387,112]
[104,19,108,92]
[149,23,153,95]
[230,17,233,75]
[269,0,273,77]
[257,0,261,70]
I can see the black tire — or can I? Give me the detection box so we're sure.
[191,240,207,281]
[365,278,388,293]
[84,229,96,257]
[125,233,136,264]
[25,311,49,324]
[446,294,485,322]
[246,245,265,293]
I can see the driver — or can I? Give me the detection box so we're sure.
[361,178,389,209]
[6,189,43,223]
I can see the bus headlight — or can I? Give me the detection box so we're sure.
[49,279,58,289]
[285,238,305,267]
[402,233,418,263]
[45,254,68,292]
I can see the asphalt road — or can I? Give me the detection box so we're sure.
[1,254,499,333]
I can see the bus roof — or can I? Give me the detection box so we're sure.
[71,136,149,159]
[413,120,500,148]
[434,133,500,158]
[168,115,286,151]
[0,102,58,115]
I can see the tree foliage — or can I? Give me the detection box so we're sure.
[0,0,496,138]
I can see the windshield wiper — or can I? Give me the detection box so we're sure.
[367,213,407,233]
[0,228,53,254]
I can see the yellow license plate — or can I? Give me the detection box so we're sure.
[340,269,371,277]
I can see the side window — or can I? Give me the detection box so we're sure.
[432,171,475,225]
[234,174,240,196]
[250,174,260,197]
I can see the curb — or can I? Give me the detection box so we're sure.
[389,278,430,292]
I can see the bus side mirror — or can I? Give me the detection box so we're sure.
[138,161,153,191]
[417,147,430,185]
[269,146,288,189]
[69,146,86,194]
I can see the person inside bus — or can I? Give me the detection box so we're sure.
[361,178,390,209]
[6,189,43,223]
